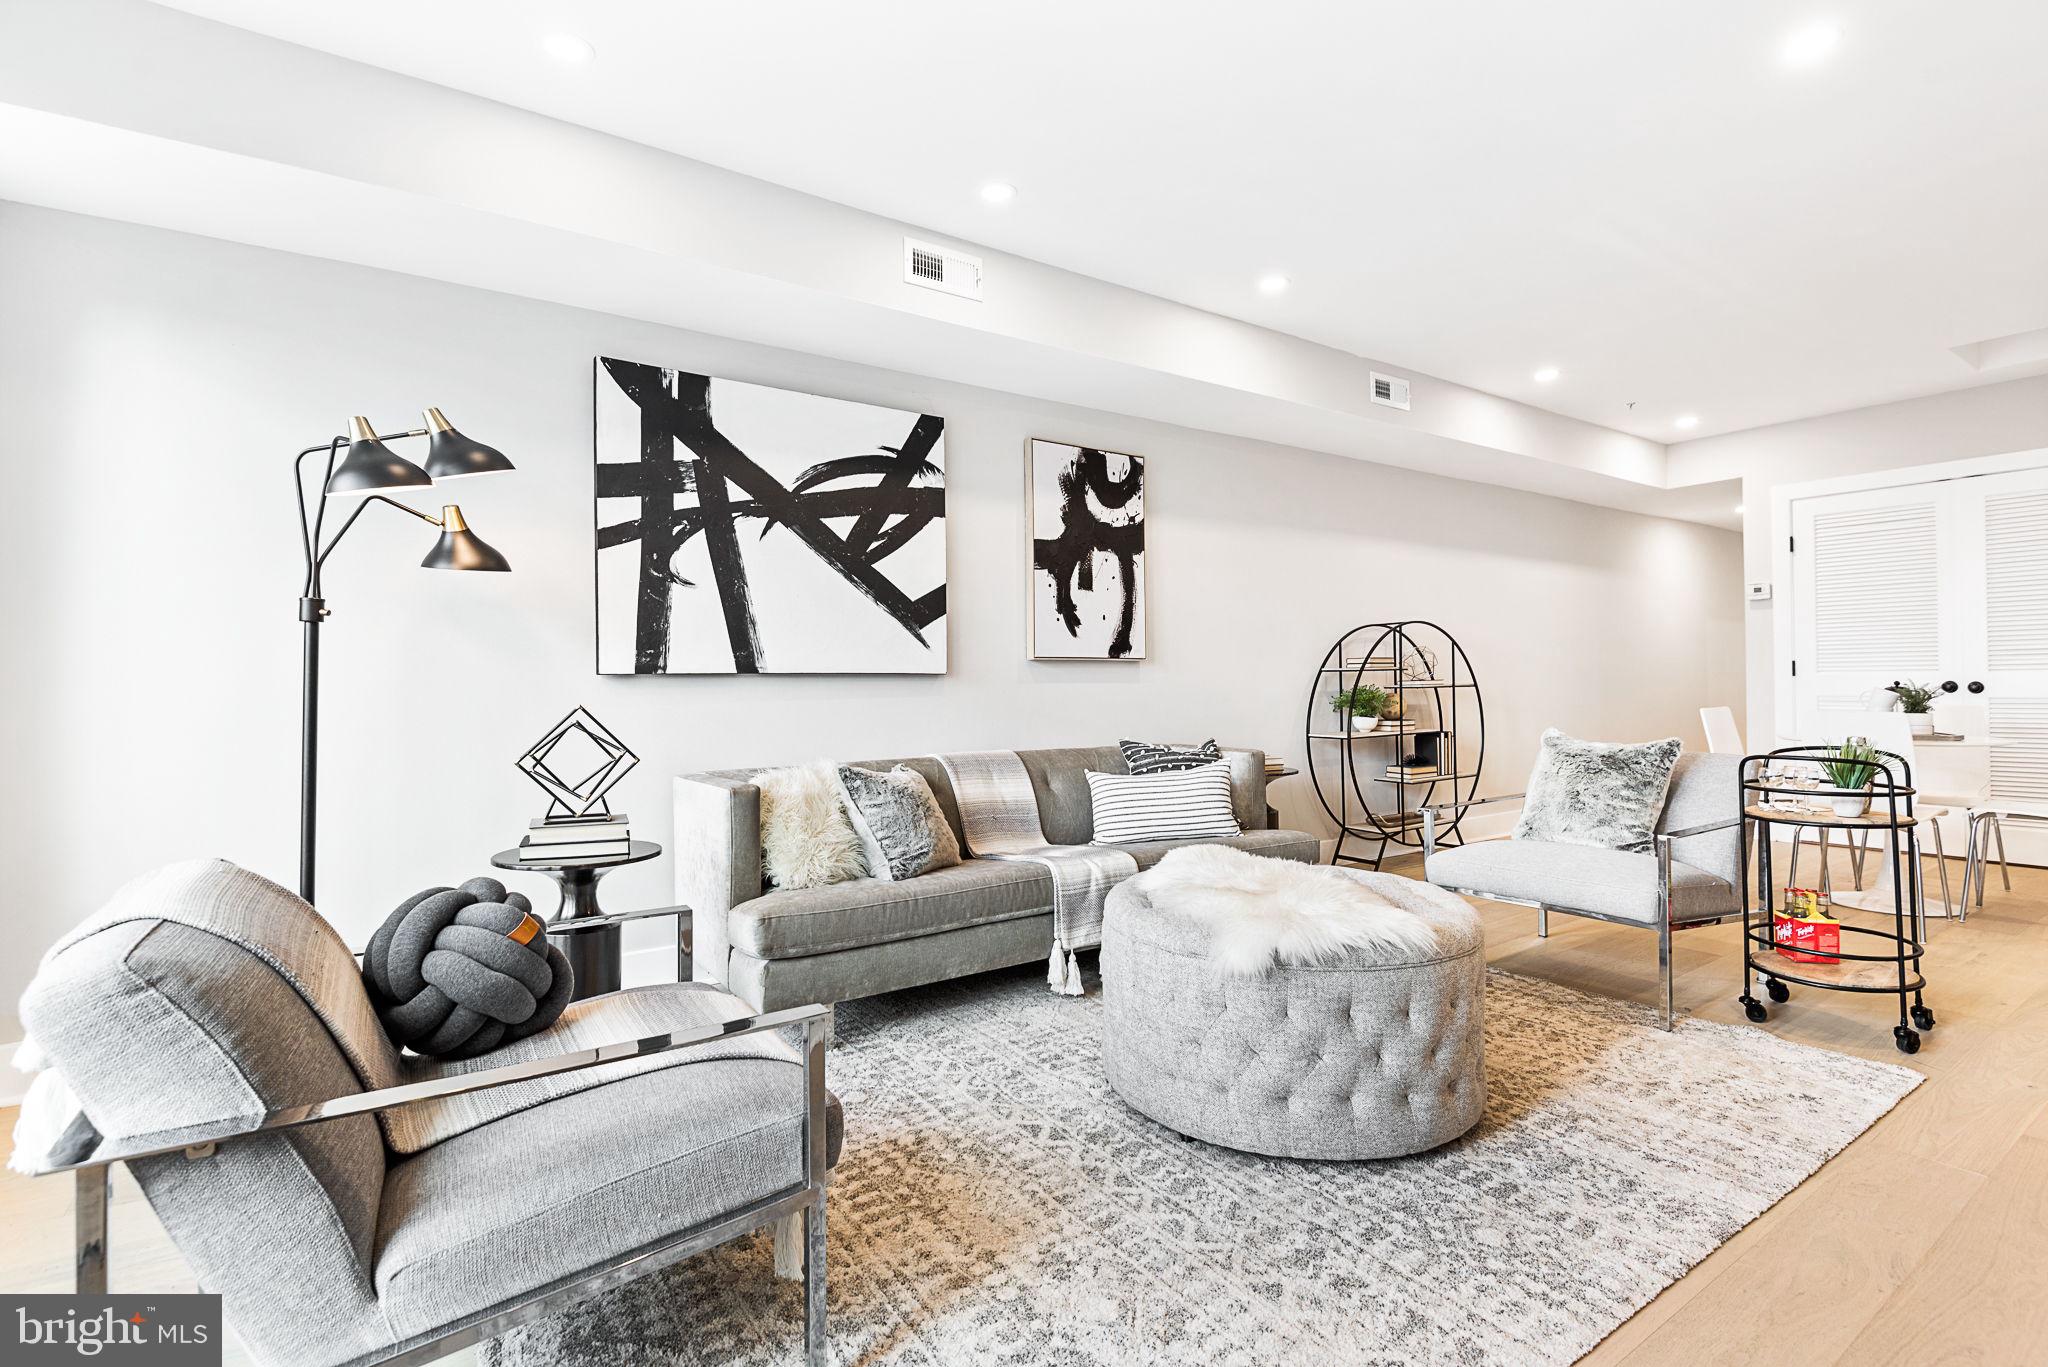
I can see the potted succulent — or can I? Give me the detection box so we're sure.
[1330,683,1392,734]
[1819,739,1881,818]
[1888,680,1938,736]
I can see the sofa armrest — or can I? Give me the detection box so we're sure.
[673,774,763,989]
[1219,748,1270,830]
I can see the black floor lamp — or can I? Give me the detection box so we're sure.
[294,409,514,903]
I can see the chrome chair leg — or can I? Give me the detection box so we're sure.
[1994,815,2013,893]
[75,1167,108,1295]
[803,1193,827,1367]
[1537,905,1548,938]
[1929,817,1953,922]
[1817,828,1833,901]
[1850,830,1867,890]
[1787,830,1802,891]
[1658,921,1674,1032]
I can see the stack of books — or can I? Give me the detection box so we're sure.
[1384,763,1440,782]
[519,813,632,861]
[1264,755,1288,777]
[1341,655,1397,671]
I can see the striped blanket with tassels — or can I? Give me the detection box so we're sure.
[935,750,1137,995]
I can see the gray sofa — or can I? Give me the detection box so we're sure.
[675,744,1321,1011]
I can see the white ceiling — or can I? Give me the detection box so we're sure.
[150,1,2048,443]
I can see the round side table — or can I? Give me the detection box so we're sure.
[491,840,661,1001]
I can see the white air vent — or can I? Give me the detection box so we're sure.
[903,237,983,301]
[1370,371,1411,411]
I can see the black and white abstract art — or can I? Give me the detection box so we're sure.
[595,358,946,674]
[1029,439,1146,660]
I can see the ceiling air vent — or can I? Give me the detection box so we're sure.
[903,237,983,301]
[1370,371,1412,411]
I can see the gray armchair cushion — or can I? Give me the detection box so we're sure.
[1425,839,1737,924]
[376,1054,843,1341]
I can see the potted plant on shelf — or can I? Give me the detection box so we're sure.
[1888,680,1939,736]
[1819,738,1881,818]
[1330,683,1392,734]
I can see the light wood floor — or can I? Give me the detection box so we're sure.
[3,840,2042,1365]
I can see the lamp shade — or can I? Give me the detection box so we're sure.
[422,408,516,480]
[420,505,511,572]
[327,416,432,495]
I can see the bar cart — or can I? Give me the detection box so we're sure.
[1738,746,1935,1054]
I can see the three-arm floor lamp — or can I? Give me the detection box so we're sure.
[295,409,513,903]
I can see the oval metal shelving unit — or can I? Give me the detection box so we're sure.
[1303,620,1485,869]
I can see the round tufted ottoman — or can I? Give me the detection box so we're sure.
[1100,865,1486,1160]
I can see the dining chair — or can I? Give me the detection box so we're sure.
[1699,706,1743,755]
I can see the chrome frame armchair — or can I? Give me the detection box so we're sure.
[1422,795,1742,1029]
[26,1005,835,1367]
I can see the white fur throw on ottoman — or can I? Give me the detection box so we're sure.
[1101,850,1485,1160]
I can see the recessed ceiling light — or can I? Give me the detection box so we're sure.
[1256,273,1290,296]
[1780,21,1840,67]
[1532,366,1560,384]
[542,33,596,63]
[980,181,1017,205]
[1675,414,1700,430]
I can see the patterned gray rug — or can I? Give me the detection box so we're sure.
[482,964,1918,1366]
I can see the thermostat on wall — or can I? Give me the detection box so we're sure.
[1746,582,1773,602]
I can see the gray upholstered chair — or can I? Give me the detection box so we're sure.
[1420,752,1743,1029]
[16,860,841,1367]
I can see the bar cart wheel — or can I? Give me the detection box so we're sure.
[1894,1025,1921,1055]
[1766,979,1791,1004]
[1911,1004,1936,1030]
[1742,996,1768,1023]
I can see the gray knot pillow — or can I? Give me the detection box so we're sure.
[364,877,575,1059]
[1512,729,1682,853]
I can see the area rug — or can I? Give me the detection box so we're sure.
[481,964,1920,1367]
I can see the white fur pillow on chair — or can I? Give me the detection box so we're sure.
[757,762,869,889]
[1142,844,1439,976]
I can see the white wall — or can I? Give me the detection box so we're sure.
[0,203,1744,1038]
[1669,376,2048,743]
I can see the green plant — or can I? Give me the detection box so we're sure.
[1820,739,1880,791]
[1329,683,1391,719]
[1888,680,1938,714]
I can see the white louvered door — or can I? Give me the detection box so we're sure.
[1960,467,2048,862]
[1791,465,2048,866]
[1790,484,1951,740]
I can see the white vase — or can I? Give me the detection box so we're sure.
[1906,714,1934,736]
[1830,792,1871,818]
[1350,715,1380,734]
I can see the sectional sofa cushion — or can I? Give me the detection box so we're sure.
[1426,839,1735,925]
[835,764,961,880]
[756,762,867,889]
[1088,762,1242,843]
[1118,737,1224,774]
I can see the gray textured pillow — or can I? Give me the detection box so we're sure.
[836,765,963,881]
[1512,729,1682,853]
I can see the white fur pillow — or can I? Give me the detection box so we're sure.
[1142,844,1440,977]
[757,762,868,889]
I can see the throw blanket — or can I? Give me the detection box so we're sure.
[936,751,1137,995]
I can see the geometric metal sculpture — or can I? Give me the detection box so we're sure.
[515,706,639,819]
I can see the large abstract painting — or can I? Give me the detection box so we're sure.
[1029,439,1146,660]
[595,358,946,674]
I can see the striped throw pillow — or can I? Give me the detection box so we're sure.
[1118,737,1223,774]
[1087,762,1242,844]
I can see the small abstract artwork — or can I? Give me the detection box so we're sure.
[594,358,946,674]
[1029,439,1146,660]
